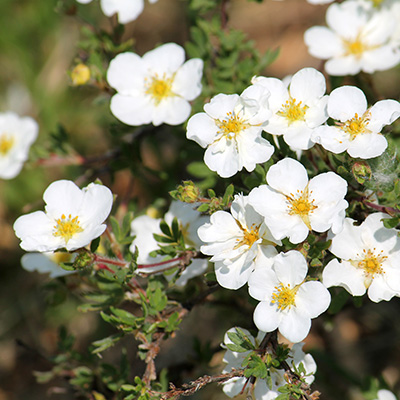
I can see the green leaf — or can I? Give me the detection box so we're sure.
[159,220,172,237]
[92,334,123,354]
[382,216,399,229]
[243,353,268,379]
[90,236,101,253]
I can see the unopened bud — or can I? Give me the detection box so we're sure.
[73,250,94,269]
[352,161,371,185]
[176,180,200,203]
[71,63,91,86]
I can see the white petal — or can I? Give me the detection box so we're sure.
[79,183,113,227]
[273,250,308,286]
[43,180,85,218]
[322,259,366,296]
[266,158,309,195]
[296,281,331,318]
[329,218,363,260]
[204,94,240,119]
[204,140,240,178]
[328,86,367,121]
[110,94,153,126]
[143,43,185,75]
[186,113,218,148]
[311,125,349,154]
[172,59,203,101]
[368,99,400,133]
[325,56,362,76]
[151,96,191,126]
[100,0,144,23]
[289,68,326,103]
[347,133,387,159]
[107,52,145,93]
[304,26,343,59]
[279,307,311,343]
[253,301,281,332]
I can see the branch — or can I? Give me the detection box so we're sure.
[158,369,245,400]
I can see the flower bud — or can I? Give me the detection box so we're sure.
[71,63,91,86]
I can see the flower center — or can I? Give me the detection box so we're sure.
[0,133,14,155]
[340,112,371,139]
[370,0,384,6]
[216,112,247,139]
[287,187,317,230]
[357,248,387,277]
[277,97,308,125]
[234,221,260,249]
[53,214,84,244]
[271,283,298,311]
[145,73,174,104]
[180,222,196,247]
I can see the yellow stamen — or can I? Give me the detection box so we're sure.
[357,248,386,276]
[271,283,298,311]
[340,112,371,139]
[216,112,248,140]
[145,73,174,104]
[343,35,377,59]
[286,187,317,230]
[0,134,14,155]
[277,97,308,125]
[53,214,83,243]
[234,220,260,249]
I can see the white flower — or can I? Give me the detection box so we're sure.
[130,201,209,286]
[248,158,348,244]
[186,85,274,178]
[222,327,316,400]
[251,68,329,151]
[107,43,203,126]
[76,0,158,24]
[375,389,398,400]
[322,212,400,302]
[248,250,331,343]
[304,0,400,75]
[0,112,38,179]
[13,180,113,252]
[311,86,400,159]
[21,252,76,278]
[197,194,280,290]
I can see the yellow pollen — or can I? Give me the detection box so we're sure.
[287,187,317,230]
[0,133,14,155]
[271,283,298,311]
[234,221,260,249]
[357,248,387,277]
[340,112,371,139]
[370,0,384,6]
[53,214,83,243]
[216,112,247,139]
[145,74,174,104]
[277,97,308,125]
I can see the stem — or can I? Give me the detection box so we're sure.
[363,200,399,215]
[136,255,187,269]
[93,254,127,267]
[158,369,245,400]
